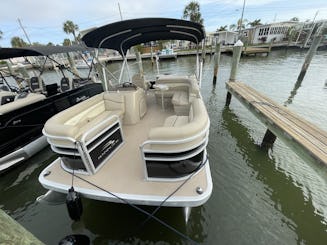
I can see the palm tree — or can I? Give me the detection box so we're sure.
[229,24,237,31]
[247,19,262,27]
[230,18,248,31]
[63,20,79,42]
[63,38,71,46]
[217,25,227,32]
[183,1,204,24]
[11,36,27,47]
[237,18,248,31]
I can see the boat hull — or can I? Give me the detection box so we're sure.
[0,83,103,172]
[39,157,212,207]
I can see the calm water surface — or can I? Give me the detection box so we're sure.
[1,49,327,244]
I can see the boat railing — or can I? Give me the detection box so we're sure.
[139,120,210,180]
[43,114,123,175]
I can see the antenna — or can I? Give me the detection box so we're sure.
[17,18,32,45]
[238,0,246,35]
[118,3,123,20]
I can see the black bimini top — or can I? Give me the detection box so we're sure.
[81,18,205,55]
[0,45,87,60]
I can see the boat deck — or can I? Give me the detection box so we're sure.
[40,92,212,207]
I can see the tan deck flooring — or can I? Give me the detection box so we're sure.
[43,93,209,198]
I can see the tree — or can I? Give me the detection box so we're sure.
[237,18,248,30]
[0,30,3,40]
[183,1,203,24]
[63,38,71,46]
[230,18,248,31]
[217,25,227,32]
[229,24,237,31]
[63,20,79,42]
[290,17,299,22]
[11,36,28,47]
[248,19,262,27]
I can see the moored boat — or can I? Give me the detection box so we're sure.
[0,46,103,173]
[39,18,212,213]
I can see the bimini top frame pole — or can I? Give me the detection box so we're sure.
[81,18,206,84]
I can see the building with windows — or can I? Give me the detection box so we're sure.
[243,21,298,44]
[213,31,238,46]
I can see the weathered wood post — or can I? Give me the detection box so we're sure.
[150,44,154,67]
[297,34,323,83]
[225,40,243,106]
[261,128,277,149]
[6,61,15,75]
[0,209,44,244]
[212,42,221,85]
[135,51,144,76]
[67,53,79,77]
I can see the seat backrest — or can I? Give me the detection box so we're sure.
[60,77,71,92]
[29,76,44,92]
[103,92,125,113]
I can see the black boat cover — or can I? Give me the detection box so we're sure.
[0,45,88,60]
[81,18,205,55]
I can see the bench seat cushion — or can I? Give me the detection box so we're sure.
[164,115,189,127]
[172,91,188,106]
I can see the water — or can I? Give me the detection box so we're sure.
[1,49,327,244]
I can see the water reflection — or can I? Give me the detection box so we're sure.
[221,107,327,244]
[0,147,56,216]
[80,200,206,244]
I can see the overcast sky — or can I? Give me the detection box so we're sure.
[1,0,326,46]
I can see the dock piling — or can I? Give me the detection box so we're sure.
[67,53,79,77]
[297,34,323,83]
[261,129,277,149]
[212,42,221,85]
[135,51,144,76]
[225,40,243,106]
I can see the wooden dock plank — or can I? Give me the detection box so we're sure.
[226,82,327,165]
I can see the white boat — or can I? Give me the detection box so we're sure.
[39,18,212,211]
[158,48,177,59]
[75,58,92,69]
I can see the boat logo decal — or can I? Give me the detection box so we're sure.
[12,119,22,125]
[98,139,120,161]
[76,96,89,103]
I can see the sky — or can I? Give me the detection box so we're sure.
[1,0,327,47]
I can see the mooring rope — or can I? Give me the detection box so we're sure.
[66,154,210,244]
[72,173,199,245]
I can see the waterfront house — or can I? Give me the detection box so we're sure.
[243,21,298,45]
[213,31,238,46]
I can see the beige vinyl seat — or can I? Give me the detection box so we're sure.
[44,92,125,147]
[146,98,209,151]
[155,75,200,115]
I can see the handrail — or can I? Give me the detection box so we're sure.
[42,128,76,145]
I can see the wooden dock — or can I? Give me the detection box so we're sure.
[226,81,327,165]
[225,46,271,56]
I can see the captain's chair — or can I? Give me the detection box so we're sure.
[29,76,44,93]
[60,77,71,92]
